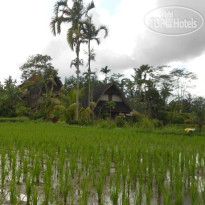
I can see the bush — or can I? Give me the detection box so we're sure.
[115,115,126,127]
[28,112,42,120]
[0,117,29,123]
[80,107,93,121]
[97,119,116,129]
[16,106,31,117]
[50,105,66,122]
[172,115,185,124]
[137,117,155,131]
[168,112,185,124]
[184,119,194,124]
[126,112,144,125]
[152,119,163,128]
[157,111,169,125]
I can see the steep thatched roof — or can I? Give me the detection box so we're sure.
[20,74,63,108]
[81,83,132,113]
[20,75,63,92]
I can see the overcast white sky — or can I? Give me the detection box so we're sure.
[0,0,205,96]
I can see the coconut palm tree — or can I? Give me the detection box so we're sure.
[82,16,108,107]
[100,66,111,84]
[50,0,95,120]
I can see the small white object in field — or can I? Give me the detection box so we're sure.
[185,128,196,133]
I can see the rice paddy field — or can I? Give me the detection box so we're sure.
[0,122,205,205]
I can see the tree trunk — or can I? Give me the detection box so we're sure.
[76,43,80,121]
[88,41,91,108]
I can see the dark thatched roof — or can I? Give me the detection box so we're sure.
[20,74,63,108]
[81,83,132,114]
[20,75,63,92]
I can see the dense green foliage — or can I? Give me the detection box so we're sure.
[0,122,205,204]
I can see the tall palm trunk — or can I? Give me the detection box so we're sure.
[105,73,108,84]
[88,40,91,107]
[76,42,80,121]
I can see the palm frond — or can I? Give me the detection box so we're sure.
[96,26,108,38]
[85,1,95,15]
[93,38,100,45]
[67,28,74,50]
[54,0,68,16]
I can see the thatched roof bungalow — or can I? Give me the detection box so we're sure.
[82,83,132,118]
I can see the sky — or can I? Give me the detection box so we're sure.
[0,0,205,97]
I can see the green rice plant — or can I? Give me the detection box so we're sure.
[174,174,183,205]
[95,175,105,205]
[190,178,199,205]
[162,185,171,205]
[1,151,6,192]
[16,164,22,184]
[111,186,119,205]
[43,160,53,205]
[23,158,28,182]
[145,178,152,205]
[62,170,70,205]
[137,179,143,205]
[80,176,90,205]
[11,152,17,181]
[200,179,205,204]
[110,175,120,205]
[9,180,17,205]
[33,156,41,184]
[32,186,38,205]
[26,176,32,205]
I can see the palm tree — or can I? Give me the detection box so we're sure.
[132,65,152,98]
[50,0,95,120]
[100,66,111,84]
[82,16,108,107]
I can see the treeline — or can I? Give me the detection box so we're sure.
[0,53,205,130]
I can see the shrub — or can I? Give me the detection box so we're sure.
[80,107,93,121]
[28,112,42,120]
[152,119,163,128]
[115,115,126,127]
[138,117,154,131]
[184,119,194,124]
[97,119,116,128]
[50,105,66,121]
[16,106,31,117]
[126,112,144,125]
[172,115,185,124]
[0,117,29,123]
[157,111,169,125]
[168,112,185,124]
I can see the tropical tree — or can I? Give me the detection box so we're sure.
[0,76,21,116]
[123,78,135,98]
[132,65,152,98]
[192,97,205,132]
[170,68,197,104]
[109,73,124,85]
[82,16,108,107]
[50,0,95,120]
[100,66,111,84]
[19,54,56,81]
[19,55,60,110]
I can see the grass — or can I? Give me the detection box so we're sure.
[0,122,204,204]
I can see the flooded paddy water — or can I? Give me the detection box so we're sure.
[0,123,205,204]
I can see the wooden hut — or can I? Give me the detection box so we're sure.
[82,83,132,118]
